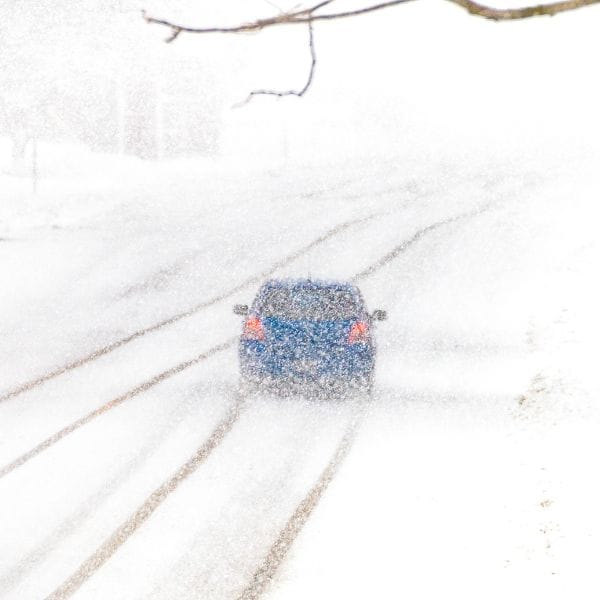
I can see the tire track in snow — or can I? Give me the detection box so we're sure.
[237,404,366,600]
[45,395,246,600]
[0,214,377,403]
[0,338,236,481]
[352,202,492,282]
[0,386,209,597]
[45,398,365,600]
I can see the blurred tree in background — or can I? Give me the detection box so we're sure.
[0,0,221,173]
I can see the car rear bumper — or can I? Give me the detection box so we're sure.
[239,340,374,385]
[240,372,372,396]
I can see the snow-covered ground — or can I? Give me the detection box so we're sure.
[1,147,599,599]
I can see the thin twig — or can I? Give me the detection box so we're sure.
[262,0,284,12]
[165,27,181,43]
[308,0,339,11]
[142,1,345,36]
[235,21,317,107]
[143,4,308,35]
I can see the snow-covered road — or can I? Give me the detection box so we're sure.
[1,155,599,599]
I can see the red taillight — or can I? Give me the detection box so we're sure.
[348,321,370,344]
[242,316,265,341]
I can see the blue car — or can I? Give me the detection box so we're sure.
[233,279,386,393]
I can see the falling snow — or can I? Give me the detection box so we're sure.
[1,1,600,599]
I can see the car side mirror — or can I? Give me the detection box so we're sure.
[233,304,249,316]
[372,309,387,321]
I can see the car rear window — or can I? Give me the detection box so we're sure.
[259,288,360,320]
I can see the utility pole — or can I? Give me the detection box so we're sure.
[31,138,38,195]
[116,75,126,155]
[155,79,164,160]
[281,105,289,166]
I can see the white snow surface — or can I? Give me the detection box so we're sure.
[1,149,600,599]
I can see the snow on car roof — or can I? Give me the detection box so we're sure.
[260,278,358,292]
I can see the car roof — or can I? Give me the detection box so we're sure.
[259,278,359,293]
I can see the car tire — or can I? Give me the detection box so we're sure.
[353,374,373,395]
[239,375,258,396]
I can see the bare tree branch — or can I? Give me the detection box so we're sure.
[296,0,600,20]
[234,20,317,107]
[449,0,600,19]
[144,0,600,36]
[299,0,416,22]
[143,0,600,99]
[142,1,334,35]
